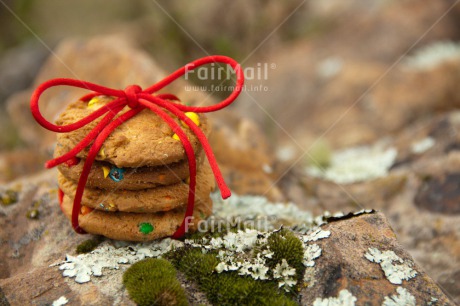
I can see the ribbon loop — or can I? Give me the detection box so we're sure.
[124,85,142,109]
[30,55,244,238]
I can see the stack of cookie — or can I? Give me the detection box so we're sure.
[55,96,215,241]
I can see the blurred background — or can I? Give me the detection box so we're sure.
[1,0,460,301]
[1,0,460,182]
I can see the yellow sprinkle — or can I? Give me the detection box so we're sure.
[172,133,180,141]
[181,112,200,127]
[87,97,103,109]
[98,148,106,159]
[102,166,110,178]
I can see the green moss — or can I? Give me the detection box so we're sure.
[76,237,103,254]
[266,229,305,288]
[123,258,187,306]
[0,190,18,206]
[171,247,297,306]
[170,247,219,277]
[203,273,295,306]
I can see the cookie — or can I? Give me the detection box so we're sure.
[55,98,210,168]
[55,144,206,190]
[60,195,213,241]
[58,161,216,213]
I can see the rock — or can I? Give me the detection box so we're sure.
[0,41,49,105]
[415,173,460,214]
[1,188,454,305]
[233,0,460,149]
[6,35,168,147]
[300,212,452,305]
[0,268,73,306]
[0,149,49,184]
[278,110,460,303]
[210,114,284,201]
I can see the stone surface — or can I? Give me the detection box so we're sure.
[0,185,454,305]
[233,0,460,149]
[0,41,49,105]
[274,109,460,303]
[300,212,451,305]
[6,34,167,147]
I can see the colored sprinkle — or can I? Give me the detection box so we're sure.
[80,206,93,215]
[102,166,110,178]
[109,167,125,182]
[139,222,154,235]
[98,148,106,159]
[172,133,180,141]
[181,112,200,127]
[87,97,104,109]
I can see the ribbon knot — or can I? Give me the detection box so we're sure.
[124,85,142,109]
[30,55,244,238]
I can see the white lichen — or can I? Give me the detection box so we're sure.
[313,289,357,306]
[273,259,297,291]
[404,40,460,71]
[303,244,322,267]
[52,238,183,283]
[364,248,417,284]
[411,137,435,154]
[276,146,296,162]
[353,209,375,215]
[303,228,331,242]
[317,57,343,79]
[52,296,68,306]
[428,296,438,305]
[298,228,330,267]
[382,287,416,306]
[211,192,315,229]
[306,145,397,184]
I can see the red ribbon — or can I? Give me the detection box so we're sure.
[30,55,244,238]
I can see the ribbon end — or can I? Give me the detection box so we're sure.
[44,161,54,169]
[221,188,231,200]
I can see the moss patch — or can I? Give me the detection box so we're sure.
[168,246,298,305]
[0,189,18,206]
[76,237,103,254]
[266,229,305,284]
[123,258,187,306]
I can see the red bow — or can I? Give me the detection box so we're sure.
[30,55,244,238]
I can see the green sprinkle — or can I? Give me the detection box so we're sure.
[139,222,154,235]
